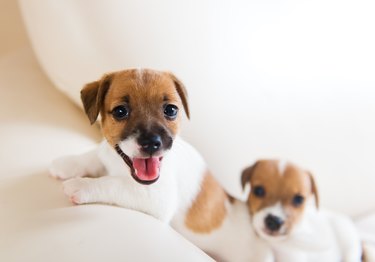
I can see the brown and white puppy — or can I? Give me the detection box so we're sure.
[241,160,362,261]
[172,174,274,262]
[50,69,202,223]
[50,69,267,261]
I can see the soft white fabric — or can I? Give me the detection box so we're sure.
[356,213,375,251]
[19,0,375,217]
[0,44,210,261]
[355,213,375,260]
[1,203,211,262]
[0,48,100,178]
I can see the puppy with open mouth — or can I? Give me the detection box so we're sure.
[50,69,202,222]
[50,69,257,261]
[241,160,362,261]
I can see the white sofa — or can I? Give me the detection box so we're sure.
[1,0,375,261]
[0,2,211,261]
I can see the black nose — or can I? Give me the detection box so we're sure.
[138,134,162,154]
[265,214,284,232]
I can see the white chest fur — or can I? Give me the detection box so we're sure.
[268,208,362,262]
[97,136,206,222]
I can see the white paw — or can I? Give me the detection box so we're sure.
[63,178,91,204]
[49,156,86,180]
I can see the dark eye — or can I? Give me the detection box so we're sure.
[292,194,304,207]
[164,104,178,120]
[253,186,266,197]
[112,105,129,120]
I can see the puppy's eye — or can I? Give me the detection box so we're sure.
[112,105,129,120]
[253,186,266,197]
[164,104,178,120]
[292,194,304,207]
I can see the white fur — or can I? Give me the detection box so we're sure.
[172,200,274,262]
[51,136,206,223]
[253,202,289,241]
[49,150,105,180]
[135,68,143,84]
[118,136,141,157]
[50,135,273,260]
[278,160,288,175]
[255,205,362,262]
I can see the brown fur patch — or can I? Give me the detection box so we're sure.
[81,74,113,124]
[185,172,228,233]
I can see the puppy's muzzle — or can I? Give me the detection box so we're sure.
[138,134,162,155]
[265,214,284,232]
[114,125,173,185]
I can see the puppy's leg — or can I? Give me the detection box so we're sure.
[63,176,176,222]
[49,148,105,180]
[327,213,362,261]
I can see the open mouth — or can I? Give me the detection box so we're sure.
[261,227,288,239]
[263,228,280,236]
[115,144,162,185]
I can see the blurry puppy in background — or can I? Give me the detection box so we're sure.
[241,159,362,261]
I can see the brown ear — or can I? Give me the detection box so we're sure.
[168,73,190,119]
[80,74,112,124]
[241,162,259,191]
[308,172,320,209]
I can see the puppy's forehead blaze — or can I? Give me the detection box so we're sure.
[104,72,180,109]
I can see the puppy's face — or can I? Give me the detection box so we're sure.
[81,69,189,185]
[241,160,319,241]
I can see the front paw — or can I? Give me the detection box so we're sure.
[63,178,91,204]
[49,156,85,180]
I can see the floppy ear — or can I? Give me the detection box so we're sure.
[308,172,320,209]
[80,74,113,124]
[241,162,259,191]
[168,73,190,119]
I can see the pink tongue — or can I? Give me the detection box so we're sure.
[133,157,161,181]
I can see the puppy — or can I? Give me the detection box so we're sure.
[241,160,362,262]
[50,69,203,222]
[50,69,266,261]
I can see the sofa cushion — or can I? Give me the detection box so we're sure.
[356,213,375,261]
[0,47,101,178]
[0,196,211,262]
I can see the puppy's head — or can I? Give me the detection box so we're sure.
[241,160,319,241]
[81,69,189,185]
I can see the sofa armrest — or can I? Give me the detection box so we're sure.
[1,203,211,262]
